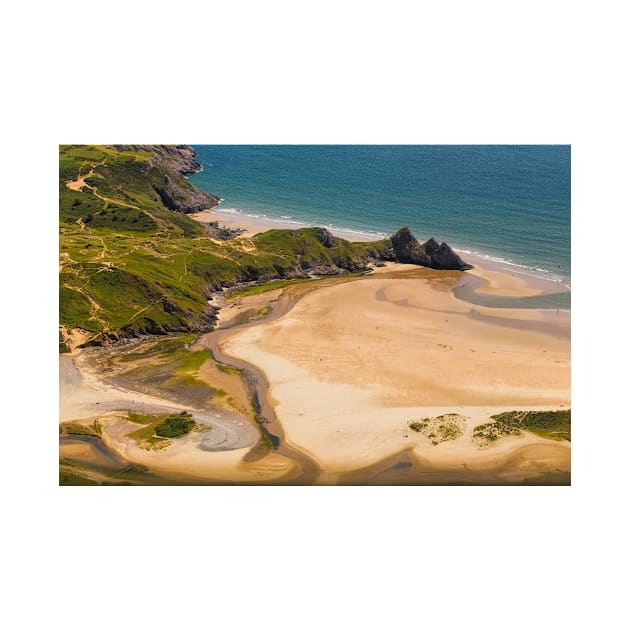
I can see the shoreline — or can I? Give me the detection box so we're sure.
[191,207,571,303]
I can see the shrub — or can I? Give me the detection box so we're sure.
[154,412,195,438]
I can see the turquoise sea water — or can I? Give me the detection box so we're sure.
[190,145,570,287]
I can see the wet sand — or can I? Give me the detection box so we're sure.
[223,265,570,483]
[59,350,299,484]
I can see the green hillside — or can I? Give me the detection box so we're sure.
[59,145,392,347]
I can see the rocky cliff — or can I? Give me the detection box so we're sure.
[111,144,221,213]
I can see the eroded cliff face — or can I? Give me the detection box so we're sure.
[111,144,221,213]
[111,144,202,175]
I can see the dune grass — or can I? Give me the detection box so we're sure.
[409,414,467,445]
[473,409,571,446]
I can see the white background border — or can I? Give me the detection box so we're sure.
[3,1,628,629]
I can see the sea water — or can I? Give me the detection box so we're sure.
[190,145,570,289]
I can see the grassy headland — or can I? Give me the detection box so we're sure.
[59,145,395,347]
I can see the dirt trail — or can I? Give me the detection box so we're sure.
[65,162,171,235]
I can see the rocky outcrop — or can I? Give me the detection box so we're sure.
[391,226,432,265]
[112,144,203,176]
[388,226,473,271]
[423,237,440,256]
[111,144,221,213]
[204,221,246,241]
[151,172,220,213]
[313,227,337,248]
[429,241,473,270]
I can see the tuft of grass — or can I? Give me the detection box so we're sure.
[409,414,466,445]
[155,412,195,438]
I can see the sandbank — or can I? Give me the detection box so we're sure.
[223,266,570,482]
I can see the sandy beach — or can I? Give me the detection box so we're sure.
[223,263,570,482]
[191,208,384,242]
[59,351,298,483]
[192,207,570,294]
[61,208,570,484]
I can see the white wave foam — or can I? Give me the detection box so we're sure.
[212,203,567,286]
[456,248,569,287]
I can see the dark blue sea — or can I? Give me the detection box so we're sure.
[190,145,570,287]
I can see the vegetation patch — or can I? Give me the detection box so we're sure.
[96,335,216,408]
[409,413,467,445]
[59,329,70,353]
[217,363,243,376]
[63,421,102,438]
[125,410,200,450]
[59,469,99,486]
[112,464,150,480]
[227,278,313,298]
[155,412,196,437]
[472,409,570,446]
[225,305,273,327]
[59,458,86,469]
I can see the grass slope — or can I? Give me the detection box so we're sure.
[60,145,393,345]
